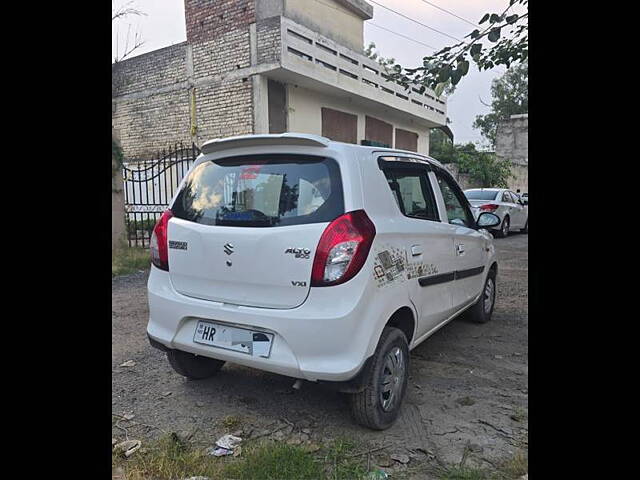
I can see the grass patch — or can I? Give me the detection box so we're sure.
[497,450,527,478]
[224,443,323,479]
[113,433,225,480]
[112,246,150,276]
[436,450,528,480]
[321,438,369,480]
[113,433,374,480]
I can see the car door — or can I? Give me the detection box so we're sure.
[508,191,526,228]
[377,157,457,340]
[433,169,488,310]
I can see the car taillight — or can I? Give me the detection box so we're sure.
[480,204,499,212]
[150,209,173,271]
[311,210,376,287]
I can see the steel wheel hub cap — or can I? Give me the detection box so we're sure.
[484,278,495,314]
[379,347,405,412]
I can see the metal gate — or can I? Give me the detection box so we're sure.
[122,143,200,247]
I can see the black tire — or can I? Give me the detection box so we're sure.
[167,350,225,380]
[520,218,528,233]
[495,215,510,238]
[348,327,410,430]
[467,270,497,324]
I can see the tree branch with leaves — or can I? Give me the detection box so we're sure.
[112,0,146,63]
[386,0,528,98]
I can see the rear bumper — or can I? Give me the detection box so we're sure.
[146,266,377,382]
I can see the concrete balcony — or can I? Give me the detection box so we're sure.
[259,16,447,129]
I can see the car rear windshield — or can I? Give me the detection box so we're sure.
[464,190,499,200]
[171,154,344,227]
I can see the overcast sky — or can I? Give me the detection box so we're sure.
[112,0,526,147]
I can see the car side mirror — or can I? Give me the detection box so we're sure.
[477,212,501,229]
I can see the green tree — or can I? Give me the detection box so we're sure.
[473,61,528,146]
[386,0,528,97]
[429,130,513,187]
[456,150,513,188]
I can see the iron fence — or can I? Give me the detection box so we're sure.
[122,143,200,247]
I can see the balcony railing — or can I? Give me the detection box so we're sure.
[276,17,447,124]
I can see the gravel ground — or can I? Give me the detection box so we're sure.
[112,233,528,476]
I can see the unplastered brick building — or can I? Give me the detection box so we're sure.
[496,114,528,193]
[112,0,448,159]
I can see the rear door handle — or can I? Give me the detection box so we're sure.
[411,245,423,256]
[455,243,465,256]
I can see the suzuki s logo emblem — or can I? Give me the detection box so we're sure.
[224,243,234,255]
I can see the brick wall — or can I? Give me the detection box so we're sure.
[185,0,255,44]
[256,16,281,64]
[195,80,254,143]
[112,43,187,97]
[112,0,258,159]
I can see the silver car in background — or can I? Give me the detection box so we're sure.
[464,188,528,237]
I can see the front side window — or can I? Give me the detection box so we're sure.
[383,168,439,221]
[436,172,475,228]
[172,155,343,227]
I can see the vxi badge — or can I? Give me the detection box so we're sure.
[284,247,311,259]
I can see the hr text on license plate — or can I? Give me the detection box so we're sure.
[193,321,274,358]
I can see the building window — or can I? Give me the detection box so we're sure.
[365,116,393,148]
[395,129,418,152]
[321,108,357,144]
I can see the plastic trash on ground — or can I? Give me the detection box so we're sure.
[367,469,389,479]
[206,434,242,457]
[113,439,142,457]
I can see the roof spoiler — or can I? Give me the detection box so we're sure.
[201,133,330,154]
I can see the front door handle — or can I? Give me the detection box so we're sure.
[411,245,423,256]
[455,243,465,256]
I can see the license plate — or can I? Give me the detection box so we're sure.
[193,320,274,358]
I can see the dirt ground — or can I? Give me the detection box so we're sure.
[112,233,528,476]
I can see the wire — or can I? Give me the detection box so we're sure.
[367,22,437,51]
[418,0,479,28]
[368,0,462,42]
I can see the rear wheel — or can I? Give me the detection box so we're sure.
[467,270,497,324]
[495,216,510,238]
[348,327,409,430]
[167,350,225,380]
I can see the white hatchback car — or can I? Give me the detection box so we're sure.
[147,133,500,430]
[464,188,528,238]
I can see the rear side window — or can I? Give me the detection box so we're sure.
[465,190,500,200]
[172,155,343,227]
[383,168,439,221]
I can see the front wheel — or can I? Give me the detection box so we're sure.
[495,216,510,238]
[348,327,409,430]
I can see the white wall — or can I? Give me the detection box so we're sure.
[286,85,430,154]
[285,0,365,51]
